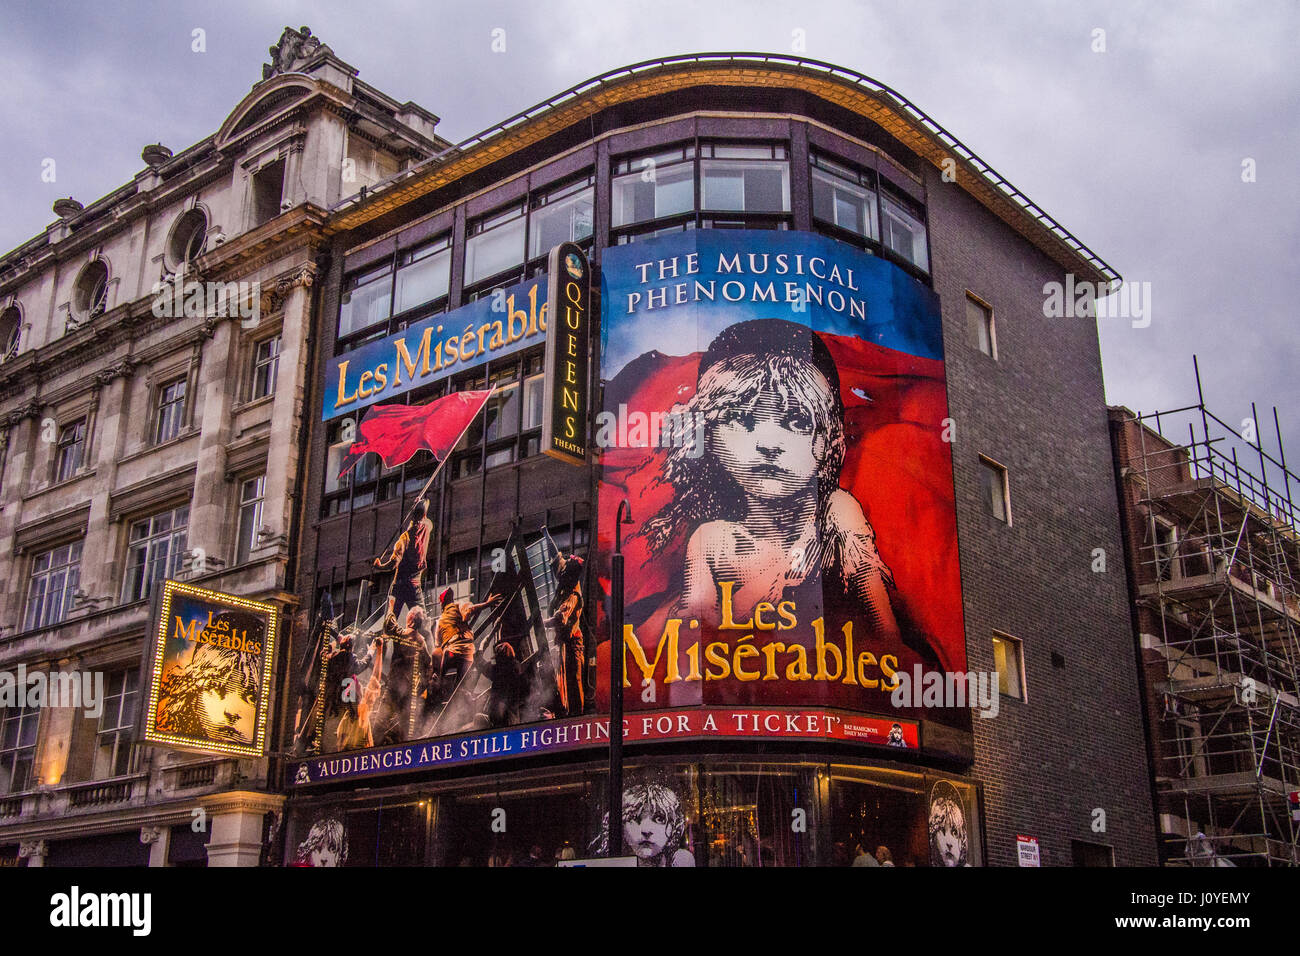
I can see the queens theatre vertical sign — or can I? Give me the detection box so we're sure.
[542,242,591,464]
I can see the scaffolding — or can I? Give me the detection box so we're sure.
[1119,360,1300,866]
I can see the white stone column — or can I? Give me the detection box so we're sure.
[205,808,266,867]
[79,364,133,601]
[188,320,236,567]
[258,269,313,557]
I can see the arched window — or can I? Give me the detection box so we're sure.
[0,306,20,361]
[74,260,110,319]
[166,209,208,272]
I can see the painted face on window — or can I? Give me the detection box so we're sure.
[311,845,339,868]
[710,380,824,503]
[201,680,256,744]
[624,808,671,861]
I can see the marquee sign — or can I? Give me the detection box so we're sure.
[143,580,278,758]
[290,706,919,785]
[541,242,591,464]
[324,274,549,421]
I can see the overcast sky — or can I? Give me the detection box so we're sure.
[3,1,1297,472]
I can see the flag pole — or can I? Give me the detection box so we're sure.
[370,386,497,562]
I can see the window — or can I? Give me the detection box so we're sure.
[465,203,526,286]
[338,263,393,341]
[54,418,86,482]
[612,145,695,227]
[394,236,451,315]
[811,154,878,239]
[251,336,280,399]
[0,306,19,362]
[451,352,545,478]
[979,456,1010,524]
[1153,520,1179,582]
[236,475,266,565]
[991,632,1025,700]
[700,143,789,213]
[253,158,286,225]
[122,505,189,603]
[167,209,208,271]
[0,704,39,794]
[965,294,996,358]
[24,541,82,631]
[881,191,929,272]
[74,260,110,319]
[93,671,138,779]
[1071,840,1115,867]
[153,376,187,444]
[529,176,594,260]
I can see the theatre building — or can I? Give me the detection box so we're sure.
[285,54,1157,866]
[0,28,448,866]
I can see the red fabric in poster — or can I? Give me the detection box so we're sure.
[338,389,492,478]
[595,335,965,708]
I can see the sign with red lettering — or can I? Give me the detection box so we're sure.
[290,706,919,785]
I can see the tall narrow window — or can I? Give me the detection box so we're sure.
[154,377,187,444]
[93,670,138,779]
[991,632,1025,700]
[24,541,82,630]
[54,418,87,482]
[122,505,189,603]
[979,456,1010,524]
[0,704,39,794]
[0,306,20,363]
[253,159,286,225]
[236,475,266,565]
[965,295,996,358]
[251,336,281,399]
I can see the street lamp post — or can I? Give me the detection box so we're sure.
[609,499,632,857]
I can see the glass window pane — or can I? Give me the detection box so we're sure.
[522,374,544,430]
[882,196,929,272]
[465,216,526,285]
[339,272,393,339]
[395,246,451,313]
[485,383,520,441]
[529,188,594,259]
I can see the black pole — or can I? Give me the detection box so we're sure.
[609,499,631,857]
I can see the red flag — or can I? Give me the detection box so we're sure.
[338,389,492,479]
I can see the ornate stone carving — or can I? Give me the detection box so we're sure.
[262,27,331,80]
[18,840,47,860]
[140,826,164,845]
[94,357,137,387]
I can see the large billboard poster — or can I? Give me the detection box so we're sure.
[595,230,966,729]
[143,580,278,757]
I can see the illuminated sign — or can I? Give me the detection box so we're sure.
[143,580,278,758]
[595,230,967,737]
[541,242,590,464]
[324,274,549,421]
[290,706,919,785]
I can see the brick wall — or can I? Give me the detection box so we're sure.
[927,172,1158,865]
